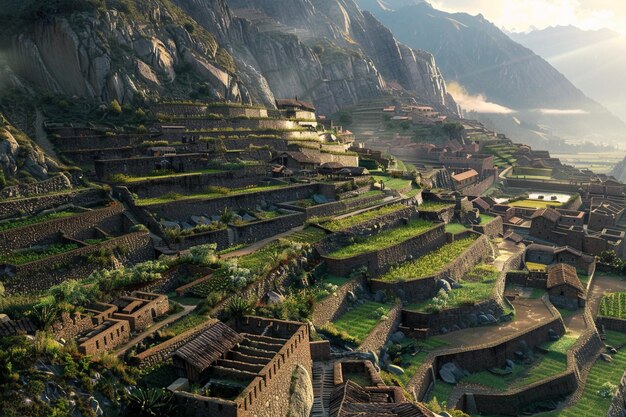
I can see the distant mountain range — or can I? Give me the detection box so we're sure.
[355,0,626,145]
[510,25,626,125]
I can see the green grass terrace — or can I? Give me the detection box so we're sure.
[0,210,79,232]
[326,219,436,259]
[377,236,478,282]
[330,300,393,344]
[108,168,226,183]
[134,183,293,206]
[508,199,563,209]
[322,203,408,232]
[405,264,499,312]
[418,201,454,212]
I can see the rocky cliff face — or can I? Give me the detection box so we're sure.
[0,0,458,117]
[0,113,61,184]
[0,0,255,106]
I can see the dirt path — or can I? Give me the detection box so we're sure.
[113,304,195,356]
[34,110,59,160]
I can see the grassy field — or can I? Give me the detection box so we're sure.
[112,168,225,183]
[508,199,563,209]
[445,222,468,234]
[419,201,454,212]
[323,203,407,232]
[378,236,478,282]
[536,331,626,417]
[332,301,392,343]
[599,292,626,319]
[327,219,435,259]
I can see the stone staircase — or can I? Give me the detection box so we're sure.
[310,362,335,417]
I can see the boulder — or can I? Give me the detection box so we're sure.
[548,328,560,341]
[467,313,478,326]
[439,367,457,384]
[287,365,314,417]
[242,213,257,222]
[161,220,180,230]
[346,291,356,302]
[486,314,498,324]
[478,314,490,324]
[390,331,406,344]
[313,194,328,204]
[437,279,452,293]
[601,353,613,363]
[506,359,515,370]
[374,290,387,303]
[265,291,285,305]
[387,364,405,376]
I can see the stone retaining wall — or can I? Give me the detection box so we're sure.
[473,216,503,238]
[0,203,125,253]
[311,278,364,326]
[231,211,306,244]
[359,301,402,353]
[320,224,447,278]
[0,188,107,220]
[0,174,72,199]
[143,183,330,222]
[167,228,231,252]
[458,174,496,197]
[597,317,626,333]
[5,232,153,294]
[124,165,267,198]
[133,319,217,368]
[370,233,491,302]
[95,154,210,179]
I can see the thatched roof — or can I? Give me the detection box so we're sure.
[173,321,244,375]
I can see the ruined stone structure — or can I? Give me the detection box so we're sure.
[173,317,312,417]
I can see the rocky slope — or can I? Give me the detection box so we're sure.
[356,0,626,142]
[0,112,62,185]
[0,0,458,117]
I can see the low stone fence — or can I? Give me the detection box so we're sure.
[472,216,503,238]
[320,224,447,278]
[0,188,107,220]
[359,301,402,353]
[506,270,547,289]
[279,192,388,220]
[5,232,153,294]
[370,233,491,302]
[311,278,364,326]
[0,203,125,253]
[132,319,217,367]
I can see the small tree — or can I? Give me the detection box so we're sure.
[109,99,122,114]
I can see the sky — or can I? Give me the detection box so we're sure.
[428,0,626,34]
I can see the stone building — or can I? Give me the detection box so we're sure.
[546,264,585,310]
[451,169,479,190]
[172,316,312,417]
[439,152,495,176]
[525,244,595,274]
[589,199,625,231]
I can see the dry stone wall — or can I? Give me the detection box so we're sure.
[0,203,125,253]
[370,233,491,302]
[231,211,306,244]
[0,174,72,199]
[608,371,626,417]
[320,224,447,278]
[359,301,402,353]
[0,188,107,220]
[311,278,364,326]
[473,216,503,238]
[5,232,153,294]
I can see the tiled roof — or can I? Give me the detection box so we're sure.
[531,207,561,223]
[547,263,584,293]
[452,169,479,182]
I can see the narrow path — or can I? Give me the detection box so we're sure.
[113,304,195,356]
[34,110,59,160]
[220,225,305,259]
[310,362,334,417]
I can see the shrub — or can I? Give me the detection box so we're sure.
[109,99,122,114]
